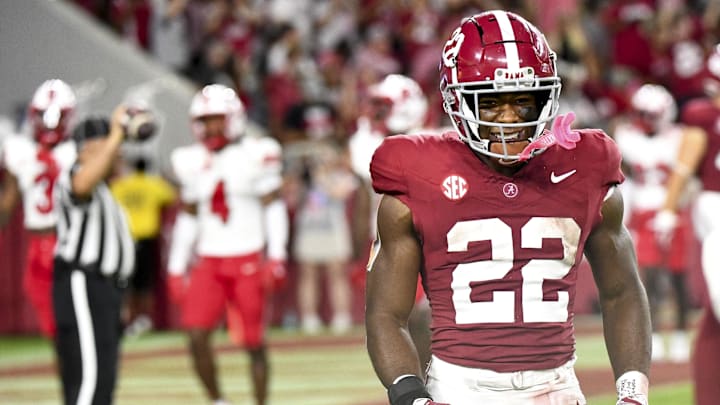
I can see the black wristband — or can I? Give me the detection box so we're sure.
[388,375,431,405]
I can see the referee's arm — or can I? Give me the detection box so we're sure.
[72,106,126,198]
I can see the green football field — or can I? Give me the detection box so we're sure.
[0,319,693,404]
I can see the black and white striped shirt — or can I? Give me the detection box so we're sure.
[54,166,135,281]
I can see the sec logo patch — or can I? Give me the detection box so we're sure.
[442,175,468,200]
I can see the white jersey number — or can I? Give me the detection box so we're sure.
[448,217,581,324]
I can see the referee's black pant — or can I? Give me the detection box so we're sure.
[53,265,125,405]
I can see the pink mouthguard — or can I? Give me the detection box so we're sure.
[517,112,581,161]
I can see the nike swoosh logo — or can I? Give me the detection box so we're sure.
[550,169,577,183]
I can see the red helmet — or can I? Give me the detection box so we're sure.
[189,84,246,151]
[28,79,77,148]
[439,10,561,161]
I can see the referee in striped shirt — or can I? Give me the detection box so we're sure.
[53,107,135,405]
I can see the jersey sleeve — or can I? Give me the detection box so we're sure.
[170,146,202,203]
[2,136,31,176]
[370,135,410,198]
[250,137,283,196]
[583,129,625,188]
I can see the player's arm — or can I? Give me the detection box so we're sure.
[351,178,372,261]
[71,106,126,198]
[260,188,288,261]
[584,187,651,404]
[259,188,289,290]
[0,169,20,227]
[662,125,707,212]
[366,195,426,392]
[166,202,198,303]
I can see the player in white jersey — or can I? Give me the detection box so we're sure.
[167,84,288,405]
[347,74,435,371]
[0,79,77,340]
[613,83,699,362]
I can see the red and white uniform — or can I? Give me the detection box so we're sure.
[371,129,622,372]
[614,122,690,271]
[171,135,282,346]
[2,135,76,337]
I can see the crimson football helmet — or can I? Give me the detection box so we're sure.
[439,10,561,161]
[367,74,428,134]
[630,83,677,133]
[28,79,77,148]
[189,84,247,151]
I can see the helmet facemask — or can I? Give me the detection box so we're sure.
[442,78,561,161]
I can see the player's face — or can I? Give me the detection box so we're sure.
[199,114,227,139]
[476,92,539,166]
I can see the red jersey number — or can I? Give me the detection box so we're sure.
[33,152,60,214]
[211,180,230,223]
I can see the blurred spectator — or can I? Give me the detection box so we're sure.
[353,24,401,88]
[111,156,177,337]
[283,101,356,335]
[111,0,152,50]
[652,3,710,108]
[311,0,359,53]
[602,0,656,80]
[149,0,191,72]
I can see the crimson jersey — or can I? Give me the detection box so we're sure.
[370,130,624,371]
[680,99,720,192]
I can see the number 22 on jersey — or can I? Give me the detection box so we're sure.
[448,217,581,325]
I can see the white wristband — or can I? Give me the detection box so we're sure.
[616,370,649,398]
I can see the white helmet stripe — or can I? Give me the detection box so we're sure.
[492,11,520,71]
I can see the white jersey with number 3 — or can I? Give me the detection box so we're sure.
[171,136,282,257]
[3,136,76,230]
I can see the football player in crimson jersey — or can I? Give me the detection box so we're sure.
[660,44,720,405]
[613,84,699,363]
[167,84,289,405]
[365,11,651,405]
[348,73,433,371]
[0,79,78,341]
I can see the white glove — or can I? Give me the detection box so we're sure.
[616,371,649,405]
[651,209,677,247]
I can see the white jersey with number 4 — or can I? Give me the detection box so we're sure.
[171,136,282,257]
[3,135,76,230]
